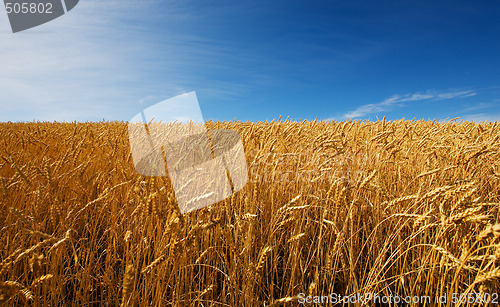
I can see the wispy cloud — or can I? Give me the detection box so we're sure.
[0,0,219,122]
[437,90,477,99]
[460,102,494,113]
[462,113,500,123]
[0,1,146,120]
[337,89,477,120]
[0,0,282,122]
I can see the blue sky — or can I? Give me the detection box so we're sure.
[1,0,499,122]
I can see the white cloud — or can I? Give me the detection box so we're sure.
[462,113,500,123]
[437,90,476,99]
[341,95,400,119]
[461,102,494,113]
[399,93,434,102]
[337,89,477,120]
[0,0,202,122]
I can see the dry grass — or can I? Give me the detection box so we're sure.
[1,119,500,306]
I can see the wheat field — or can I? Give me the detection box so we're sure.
[1,119,500,306]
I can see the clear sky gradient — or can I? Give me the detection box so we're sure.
[1,0,499,122]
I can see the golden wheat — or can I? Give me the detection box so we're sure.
[1,119,500,305]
